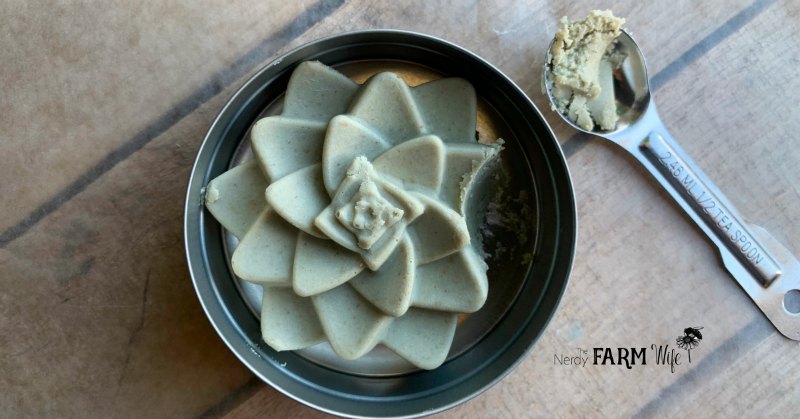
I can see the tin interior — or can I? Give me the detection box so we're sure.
[185,30,576,417]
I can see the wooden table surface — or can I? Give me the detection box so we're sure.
[2,0,799,417]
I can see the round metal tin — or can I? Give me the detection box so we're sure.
[185,30,576,417]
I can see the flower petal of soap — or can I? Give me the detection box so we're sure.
[313,206,360,253]
[408,193,469,264]
[204,160,268,239]
[360,222,407,271]
[251,116,327,181]
[282,61,359,122]
[440,143,501,214]
[322,115,391,196]
[261,287,325,351]
[373,135,445,192]
[316,204,409,272]
[348,72,426,146]
[293,232,365,297]
[230,208,295,286]
[312,284,392,360]
[412,247,488,313]
[265,164,327,238]
[382,308,457,370]
[315,157,424,271]
[350,236,415,317]
[378,177,425,221]
[412,78,477,144]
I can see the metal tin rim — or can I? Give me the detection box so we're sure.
[184,29,577,418]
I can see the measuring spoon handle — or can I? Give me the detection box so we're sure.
[615,104,800,340]
[638,129,781,285]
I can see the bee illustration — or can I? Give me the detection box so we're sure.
[683,326,703,340]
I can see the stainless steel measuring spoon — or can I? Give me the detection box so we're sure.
[543,29,800,340]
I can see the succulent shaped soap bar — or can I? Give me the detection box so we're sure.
[205,61,501,369]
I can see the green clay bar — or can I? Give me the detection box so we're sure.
[204,61,501,369]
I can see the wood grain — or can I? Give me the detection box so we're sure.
[0,0,343,236]
[1,0,798,418]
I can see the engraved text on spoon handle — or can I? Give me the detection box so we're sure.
[639,132,781,286]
